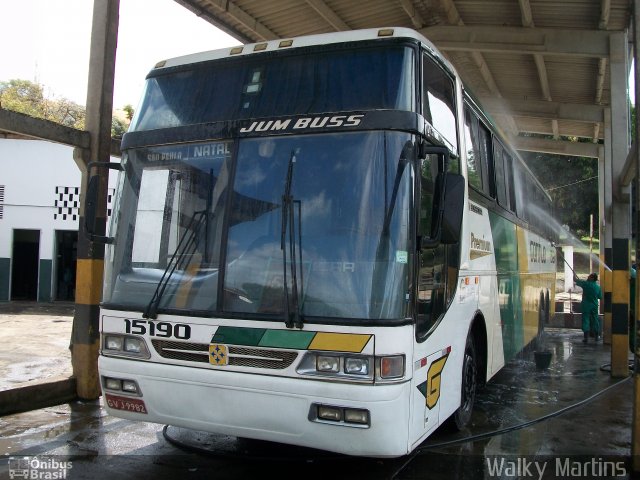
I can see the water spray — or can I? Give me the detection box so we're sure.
[529,204,612,273]
[552,242,612,276]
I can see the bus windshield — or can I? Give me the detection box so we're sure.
[130,44,415,131]
[104,131,415,322]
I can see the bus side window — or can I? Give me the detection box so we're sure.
[493,140,518,212]
[422,55,457,152]
[505,152,517,213]
[417,246,446,326]
[493,141,507,207]
[418,153,439,238]
[515,166,530,222]
[463,106,483,191]
[478,121,493,197]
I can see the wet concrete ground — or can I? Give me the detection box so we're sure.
[0,307,634,479]
[0,302,73,391]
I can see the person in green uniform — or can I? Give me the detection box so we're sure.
[574,273,603,343]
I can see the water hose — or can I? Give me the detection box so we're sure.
[552,242,577,277]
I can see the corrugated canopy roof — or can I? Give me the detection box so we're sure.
[174,0,632,158]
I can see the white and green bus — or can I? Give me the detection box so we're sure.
[94,27,556,457]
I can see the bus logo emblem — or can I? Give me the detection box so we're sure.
[426,354,448,409]
[209,344,228,366]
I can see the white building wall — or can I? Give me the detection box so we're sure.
[0,140,80,257]
[0,138,117,301]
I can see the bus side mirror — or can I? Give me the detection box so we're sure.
[421,171,465,249]
[440,172,464,244]
[420,144,464,249]
[84,161,123,245]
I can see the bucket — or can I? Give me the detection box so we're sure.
[534,350,553,369]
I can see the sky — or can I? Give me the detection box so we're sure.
[1,0,239,109]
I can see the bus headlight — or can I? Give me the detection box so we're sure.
[122,380,140,394]
[298,353,404,382]
[310,403,370,428]
[299,352,371,380]
[102,376,142,396]
[344,408,370,425]
[317,405,342,422]
[316,355,340,372]
[344,357,369,375]
[124,337,146,354]
[104,335,123,351]
[104,377,122,390]
[102,334,150,359]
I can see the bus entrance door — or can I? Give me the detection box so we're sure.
[410,348,449,444]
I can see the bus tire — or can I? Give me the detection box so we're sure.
[451,334,477,430]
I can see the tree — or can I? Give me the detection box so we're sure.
[122,104,134,121]
[0,79,45,117]
[522,151,599,238]
[0,79,85,129]
[111,117,128,137]
[0,78,128,137]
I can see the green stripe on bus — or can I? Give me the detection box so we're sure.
[259,330,316,349]
[212,326,316,349]
[212,326,266,346]
[489,212,524,360]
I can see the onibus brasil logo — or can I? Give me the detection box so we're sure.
[9,457,72,479]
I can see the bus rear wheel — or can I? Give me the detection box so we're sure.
[451,335,477,430]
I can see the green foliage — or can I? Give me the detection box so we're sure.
[122,104,135,121]
[111,117,128,137]
[523,151,598,238]
[0,78,128,137]
[0,79,85,129]
[0,79,44,116]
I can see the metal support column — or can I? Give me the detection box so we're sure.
[598,146,609,348]
[603,109,613,345]
[71,0,120,400]
[632,0,640,471]
[609,31,631,379]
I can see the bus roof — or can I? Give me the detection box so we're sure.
[150,27,456,77]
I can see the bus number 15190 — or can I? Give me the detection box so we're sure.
[124,319,191,340]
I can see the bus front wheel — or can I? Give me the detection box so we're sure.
[451,334,477,430]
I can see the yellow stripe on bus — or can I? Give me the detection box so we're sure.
[308,333,372,353]
[516,226,529,273]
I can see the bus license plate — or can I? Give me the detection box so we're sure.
[105,394,148,414]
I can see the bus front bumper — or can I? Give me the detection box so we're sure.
[99,355,412,457]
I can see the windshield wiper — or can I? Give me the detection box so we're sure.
[143,209,207,319]
[144,168,220,319]
[281,150,304,329]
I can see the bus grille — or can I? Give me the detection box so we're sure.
[151,340,298,370]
